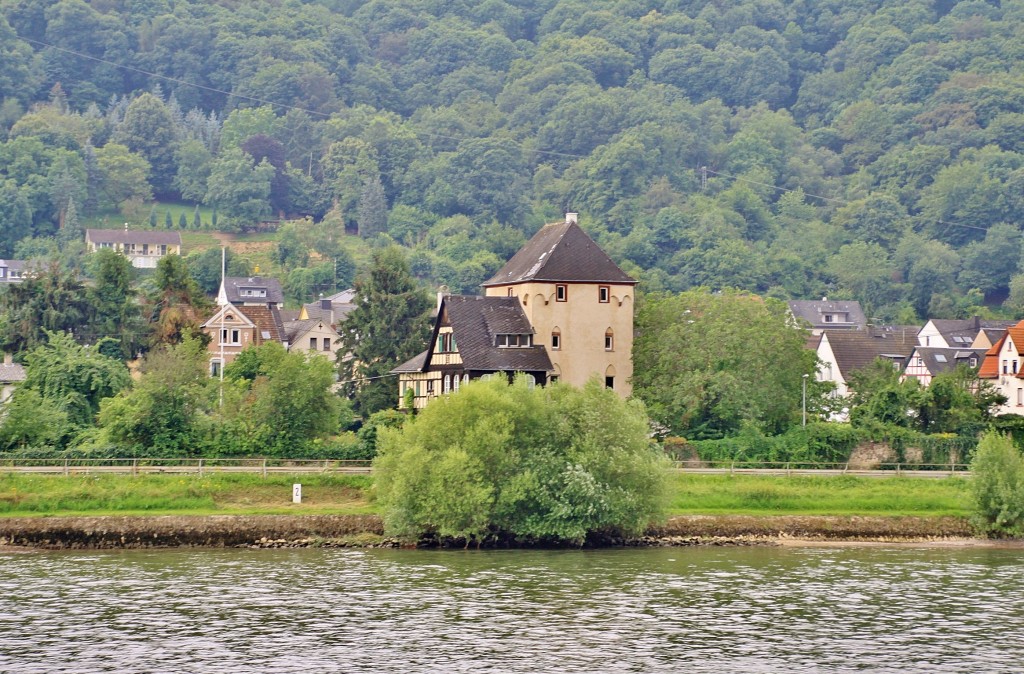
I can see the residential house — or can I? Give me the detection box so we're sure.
[815,328,916,418]
[298,289,356,326]
[0,354,26,404]
[0,259,29,284]
[901,346,985,387]
[284,318,341,362]
[393,213,636,408]
[788,298,867,334]
[85,228,182,268]
[978,320,1024,415]
[218,276,285,309]
[916,317,1015,349]
[393,295,554,408]
[201,276,286,376]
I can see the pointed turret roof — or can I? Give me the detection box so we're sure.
[481,218,635,287]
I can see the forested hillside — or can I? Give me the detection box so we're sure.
[2,0,1024,320]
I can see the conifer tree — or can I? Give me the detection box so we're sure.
[192,205,202,229]
[339,247,432,416]
[178,211,187,229]
[164,210,172,228]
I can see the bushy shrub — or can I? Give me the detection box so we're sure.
[970,431,1024,537]
[374,376,670,544]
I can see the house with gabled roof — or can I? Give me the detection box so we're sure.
[284,318,341,362]
[815,328,916,419]
[916,317,1015,349]
[199,303,285,376]
[788,298,867,334]
[901,346,985,387]
[0,259,29,284]
[978,319,1024,415]
[297,289,356,327]
[0,354,26,404]
[85,228,182,268]
[218,276,285,309]
[393,213,635,409]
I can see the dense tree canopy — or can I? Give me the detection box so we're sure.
[374,376,670,544]
[633,289,820,439]
[1,0,1024,319]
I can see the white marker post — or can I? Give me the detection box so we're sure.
[292,483,302,504]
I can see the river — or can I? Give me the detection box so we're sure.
[1,545,1022,673]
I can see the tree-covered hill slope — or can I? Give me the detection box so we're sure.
[3,0,1024,320]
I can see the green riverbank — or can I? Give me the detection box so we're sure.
[0,472,972,518]
[0,472,983,548]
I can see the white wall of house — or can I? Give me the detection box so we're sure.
[990,336,1024,415]
[916,321,948,348]
[815,334,849,421]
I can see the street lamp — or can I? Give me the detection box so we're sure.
[802,373,809,427]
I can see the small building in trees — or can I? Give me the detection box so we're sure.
[787,298,867,334]
[218,276,285,309]
[0,353,26,403]
[85,228,182,268]
[283,318,341,363]
[0,260,29,284]
[814,328,916,419]
[393,213,635,409]
[901,346,985,387]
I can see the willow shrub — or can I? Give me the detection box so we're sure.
[374,376,670,544]
[970,431,1024,537]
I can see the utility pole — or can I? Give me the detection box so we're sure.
[802,373,809,427]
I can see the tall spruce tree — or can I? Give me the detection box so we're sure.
[339,247,432,416]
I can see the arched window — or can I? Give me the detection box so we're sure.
[463,374,470,384]
[443,374,451,393]
[453,375,460,392]
[604,328,614,351]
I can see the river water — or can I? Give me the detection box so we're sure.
[1,544,1023,673]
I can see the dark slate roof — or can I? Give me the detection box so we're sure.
[86,229,182,245]
[283,318,338,344]
[393,350,429,373]
[223,276,285,306]
[438,295,553,372]
[822,329,916,377]
[302,291,356,324]
[393,296,553,374]
[910,346,986,376]
[787,299,867,330]
[928,318,1016,346]
[482,220,635,287]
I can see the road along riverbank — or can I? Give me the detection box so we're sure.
[0,514,982,550]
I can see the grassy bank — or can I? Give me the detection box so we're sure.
[0,474,374,517]
[667,474,971,517]
[0,472,972,519]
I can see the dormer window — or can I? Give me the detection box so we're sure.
[496,334,532,348]
[240,288,267,298]
[436,332,456,353]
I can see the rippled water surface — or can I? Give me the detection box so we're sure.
[2,545,1024,673]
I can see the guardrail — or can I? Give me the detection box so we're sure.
[0,458,970,477]
[0,458,373,476]
[671,460,971,478]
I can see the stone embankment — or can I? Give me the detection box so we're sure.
[0,514,980,550]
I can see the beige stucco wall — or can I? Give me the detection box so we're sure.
[290,322,341,362]
[485,281,634,396]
